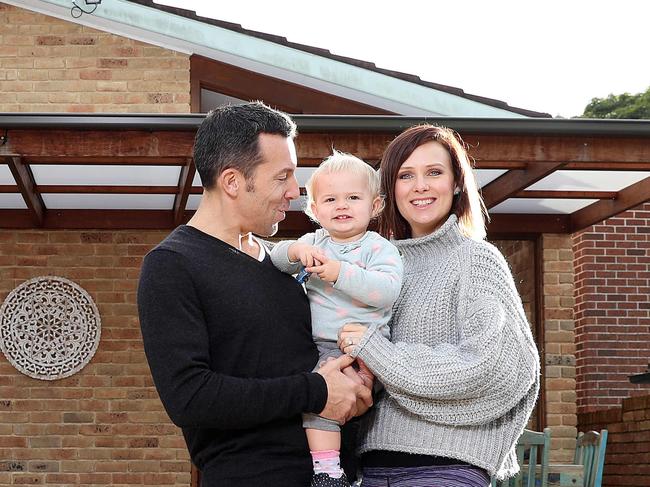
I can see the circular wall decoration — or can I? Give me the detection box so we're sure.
[0,276,101,380]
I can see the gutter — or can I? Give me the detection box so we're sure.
[1,113,650,137]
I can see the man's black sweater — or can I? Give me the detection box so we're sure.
[137,226,328,486]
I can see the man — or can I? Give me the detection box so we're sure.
[137,102,372,487]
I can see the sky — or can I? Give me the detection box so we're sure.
[157,0,650,118]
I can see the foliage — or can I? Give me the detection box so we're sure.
[581,86,650,119]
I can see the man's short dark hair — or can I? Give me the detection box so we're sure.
[193,101,297,189]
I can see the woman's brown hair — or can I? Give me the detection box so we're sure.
[378,124,488,241]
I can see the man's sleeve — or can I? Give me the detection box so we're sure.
[137,249,328,429]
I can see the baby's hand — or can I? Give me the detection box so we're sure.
[307,255,341,283]
[287,242,326,268]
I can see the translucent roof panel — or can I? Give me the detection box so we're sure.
[528,170,650,191]
[289,195,308,212]
[296,167,316,187]
[42,194,176,210]
[0,165,15,184]
[31,165,181,186]
[0,194,27,209]
[474,169,506,188]
[186,194,201,211]
[490,198,597,214]
[191,167,337,189]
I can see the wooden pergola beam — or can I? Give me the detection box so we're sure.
[515,190,617,200]
[487,213,570,235]
[6,129,650,165]
[0,209,178,230]
[173,158,196,226]
[5,130,196,159]
[36,185,180,194]
[23,156,189,166]
[0,208,570,236]
[481,162,566,209]
[570,176,650,232]
[5,155,44,226]
[462,135,650,163]
[563,161,650,171]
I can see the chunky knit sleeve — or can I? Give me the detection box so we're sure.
[353,241,540,426]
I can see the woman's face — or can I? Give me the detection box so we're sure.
[394,141,456,238]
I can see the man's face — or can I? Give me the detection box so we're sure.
[240,133,300,236]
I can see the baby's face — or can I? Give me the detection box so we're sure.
[310,170,380,243]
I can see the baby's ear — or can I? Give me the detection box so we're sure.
[309,201,320,223]
[371,195,385,218]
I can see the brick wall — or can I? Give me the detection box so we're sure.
[542,234,577,462]
[0,3,190,113]
[0,230,193,487]
[578,394,650,486]
[573,202,650,413]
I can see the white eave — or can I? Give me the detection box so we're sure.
[7,0,528,117]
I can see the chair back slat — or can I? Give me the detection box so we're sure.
[574,429,608,487]
[491,429,552,487]
[514,441,525,487]
[526,445,537,487]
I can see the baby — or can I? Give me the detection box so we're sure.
[270,150,402,487]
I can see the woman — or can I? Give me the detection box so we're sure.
[338,125,540,487]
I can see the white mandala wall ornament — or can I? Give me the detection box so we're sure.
[0,276,101,380]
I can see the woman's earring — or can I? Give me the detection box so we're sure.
[453,187,461,195]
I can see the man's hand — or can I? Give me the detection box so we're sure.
[342,360,375,417]
[317,355,372,424]
[287,242,326,268]
[355,358,375,391]
[307,255,341,283]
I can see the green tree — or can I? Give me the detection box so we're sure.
[581,86,650,119]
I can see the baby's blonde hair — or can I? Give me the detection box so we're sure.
[304,150,382,223]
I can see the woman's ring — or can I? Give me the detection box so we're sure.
[347,337,353,346]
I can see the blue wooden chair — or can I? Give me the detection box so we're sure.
[492,428,551,487]
[574,429,608,487]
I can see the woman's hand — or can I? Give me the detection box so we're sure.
[338,323,369,354]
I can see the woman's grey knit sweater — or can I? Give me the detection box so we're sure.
[351,215,540,480]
